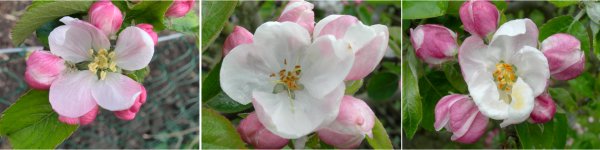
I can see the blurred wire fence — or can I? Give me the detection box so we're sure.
[0,33,199,148]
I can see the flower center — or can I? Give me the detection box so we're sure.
[87,48,117,80]
[493,62,517,92]
[271,59,303,100]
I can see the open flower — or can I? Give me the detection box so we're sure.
[313,15,389,80]
[47,16,154,119]
[220,22,355,138]
[458,19,549,127]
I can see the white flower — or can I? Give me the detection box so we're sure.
[458,19,549,127]
[47,17,154,118]
[220,21,355,138]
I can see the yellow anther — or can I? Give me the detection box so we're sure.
[109,62,117,72]
[493,62,517,92]
[87,48,118,80]
[88,49,94,55]
[100,71,107,80]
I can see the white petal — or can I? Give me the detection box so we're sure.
[313,15,342,38]
[490,19,538,61]
[500,78,535,127]
[49,17,110,63]
[49,71,97,118]
[299,35,354,98]
[507,46,550,97]
[92,73,142,111]
[220,21,311,104]
[114,26,155,71]
[253,83,345,139]
[458,36,500,83]
[467,70,509,120]
[343,22,377,52]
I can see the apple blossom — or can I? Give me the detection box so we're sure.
[136,24,158,46]
[410,24,458,65]
[317,96,375,149]
[278,0,315,33]
[434,94,489,144]
[529,92,556,123]
[541,33,584,81]
[24,50,66,90]
[459,0,499,39]
[88,0,123,37]
[47,16,154,119]
[165,0,195,18]
[459,19,549,127]
[313,15,389,80]
[223,26,253,56]
[237,112,289,149]
[220,21,355,138]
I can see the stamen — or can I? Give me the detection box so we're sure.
[493,62,517,93]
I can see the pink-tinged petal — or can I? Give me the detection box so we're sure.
[530,93,556,123]
[278,0,315,32]
[223,26,253,56]
[165,0,195,18]
[24,50,65,89]
[434,94,469,131]
[49,71,98,118]
[313,15,359,39]
[344,24,389,80]
[59,105,99,125]
[317,128,364,149]
[49,17,110,63]
[114,85,147,120]
[541,33,584,80]
[237,112,289,149]
[453,111,489,144]
[136,24,158,45]
[92,73,142,111]
[459,0,499,38]
[410,24,458,65]
[89,0,123,37]
[113,26,155,71]
[317,96,375,148]
[448,97,478,138]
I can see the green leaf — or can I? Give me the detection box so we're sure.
[442,62,467,93]
[305,134,333,149]
[202,61,222,103]
[367,72,399,101]
[366,117,393,149]
[515,113,568,149]
[539,15,591,53]
[548,0,579,8]
[356,5,372,25]
[548,88,576,112]
[418,71,456,131]
[126,67,150,83]
[568,72,595,100]
[169,10,199,35]
[401,60,422,139]
[345,79,363,95]
[0,90,79,148]
[123,1,173,31]
[35,19,62,48]
[11,1,93,45]
[202,1,238,51]
[201,108,246,149]
[402,1,448,19]
[205,92,252,114]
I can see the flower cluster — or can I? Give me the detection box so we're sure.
[409,0,584,144]
[220,0,389,148]
[24,0,193,125]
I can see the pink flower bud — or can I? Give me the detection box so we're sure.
[459,0,499,39]
[89,0,123,37]
[114,85,147,120]
[278,0,315,33]
[237,112,289,149]
[136,24,158,45]
[410,24,458,65]
[223,26,254,56]
[529,92,556,123]
[24,50,65,90]
[165,0,195,18]
[434,94,488,144]
[59,105,99,125]
[317,96,375,148]
[541,33,584,80]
